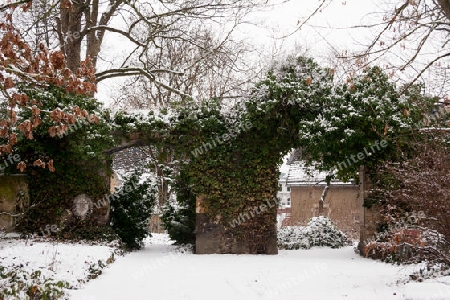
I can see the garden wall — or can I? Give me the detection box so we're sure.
[289,184,361,239]
[195,196,278,254]
[0,175,29,231]
[357,166,382,254]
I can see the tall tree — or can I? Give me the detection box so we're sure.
[6,0,269,100]
[111,25,258,108]
[290,1,450,95]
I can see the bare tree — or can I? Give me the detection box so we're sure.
[6,0,270,100]
[111,24,260,108]
[353,0,450,94]
[292,0,450,95]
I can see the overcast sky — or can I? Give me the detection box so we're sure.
[97,0,383,105]
[243,0,380,60]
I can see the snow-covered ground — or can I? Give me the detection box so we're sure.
[2,233,450,300]
[0,234,118,299]
[70,234,450,300]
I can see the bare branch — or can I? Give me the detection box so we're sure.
[0,0,31,12]
[401,51,450,94]
[95,67,193,100]
[87,25,146,47]
[279,0,332,39]
[365,1,410,55]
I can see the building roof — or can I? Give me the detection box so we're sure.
[286,161,355,186]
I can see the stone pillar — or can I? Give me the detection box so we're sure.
[358,166,381,255]
[195,196,278,255]
[0,175,29,232]
[357,165,366,254]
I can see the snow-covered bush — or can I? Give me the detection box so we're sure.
[364,228,450,269]
[0,265,69,299]
[110,169,156,250]
[278,216,350,250]
[278,226,311,250]
[161,169,196,246]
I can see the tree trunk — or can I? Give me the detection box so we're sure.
[437,0,450,21]
[59,4,83,72]
[319,182,330,215]
[85,0,106,70]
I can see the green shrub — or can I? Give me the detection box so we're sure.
[110,170,156,250]
[161,169,196,246]
[56,225,119,243]
[0,266,69,300]
[14,85,114,235]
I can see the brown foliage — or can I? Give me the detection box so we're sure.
[0,14,97,172]
[364,228,449,265]
[367,135,450,264]
[379,138,450,239]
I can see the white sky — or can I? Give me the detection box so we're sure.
[97,0,383,105]
[236,0,380,63]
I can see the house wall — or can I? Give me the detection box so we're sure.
[148,214,165,233]
[289,184,361,239]
[277,180,291,207]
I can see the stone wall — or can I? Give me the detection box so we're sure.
[0,175,29,232]
[289,184,361,239]
[357,166,383,254]
[195,196,278,254]
[148,214,165,233]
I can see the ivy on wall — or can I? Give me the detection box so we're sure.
[14,86,115,235]
[112,57,338,249]
[156,57,429,248]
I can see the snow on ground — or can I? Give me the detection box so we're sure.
[0,234,118,299]
[65,234,450,300]
[2,233,450,299]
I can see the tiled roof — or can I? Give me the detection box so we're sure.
[286,161,355,186]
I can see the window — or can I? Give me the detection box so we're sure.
[287,186,291,192]
[278,184,282,191]
[287,198,291,206]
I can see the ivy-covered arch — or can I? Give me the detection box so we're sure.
[118,56,430,254]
